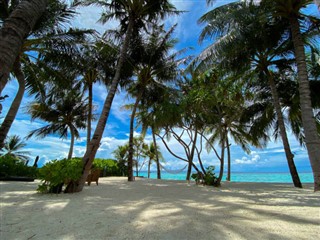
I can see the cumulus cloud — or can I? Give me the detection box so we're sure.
[234,154,261,165]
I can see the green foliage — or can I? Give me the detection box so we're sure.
[191,172,201,182]
[93,158,127,177]
[37,158,83,193]
[0,155,37,178]
[37,157,127,193]
[191,166,219,187]
[204,166,219,187]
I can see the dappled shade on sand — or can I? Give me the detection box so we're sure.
[1,177,319,239]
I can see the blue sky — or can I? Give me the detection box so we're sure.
[1,0,318,173]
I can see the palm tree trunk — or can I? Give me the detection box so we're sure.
[226,137,231,181]
[68,125,75,160]
[0,60,25,149]
[128,96,141,181]
[266,70,302,188]
[86,82,93,151]
[152,127,161,179]
[148,159,151,178]
[216,139,225,186]
[290,17,320,191]
[186,130,198,181]
[72,16,135,193]
[0,0,48,96]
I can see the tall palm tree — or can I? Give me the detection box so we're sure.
[185,66,265,184]
[126,25,180,181]
[74,0,179,192]
[0,1,92,149]
[0,135,30,162]
[0,0,48,96]
[199,0,305,187]
[265,0,320,191]
[27,88,88,160]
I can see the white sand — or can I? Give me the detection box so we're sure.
[1,177,319,240]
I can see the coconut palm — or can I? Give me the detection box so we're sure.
[0,135,30,162]
[74,0,180,191]
[199,0,305,187]
[145,142,163,178]
[27,87,88,160]
[0,1,92,149]
[126,24,181,181]
[265,0,320,191]
[0,0,48,96]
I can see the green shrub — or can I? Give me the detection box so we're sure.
[191,166,219,187]
[93,158,127,177]
[204,166,219,186]
[37,158,83,193]
[0,155,37,178]
[37,157,127,193]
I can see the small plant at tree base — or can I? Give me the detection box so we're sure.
[37,158,83,193]
[204,166,220,187]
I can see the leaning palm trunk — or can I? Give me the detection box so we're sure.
[226,137,231,181]
[0,60,25,149]
[68,125,75,160]
[266,70,302,188]
[147,159,151,178]
[290,18,320,191]
[0,0,48,95]
[152,127,161,179]
[70,17,135,193]
[186,130,198,181]
[128,96,141,181]
[86,83,93,151]
[216,138,225,186]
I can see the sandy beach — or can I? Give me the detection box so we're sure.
[1,177,319,240]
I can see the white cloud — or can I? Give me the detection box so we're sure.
[234,154,261,165]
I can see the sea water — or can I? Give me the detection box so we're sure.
[138,171,314,183]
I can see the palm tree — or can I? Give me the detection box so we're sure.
[0,0,48,96]
[145,142,163,178]
[113,144,129,163]
[27,88,88,160]
[126,25,180,181]
[74,0,180,192]
[0,135,30,162]
[199,0,304,187]
[266,0,320,191]
[0,1,92,149]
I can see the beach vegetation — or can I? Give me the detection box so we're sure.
[74,0,181,192]
[1,0,319,192]
[37,158,83,193]
[37,157,127,193]
[198,0,320,189]
[145,142,164,179]
[26,87,89,160]
[0,135,31,162]
[125,24,181,181]
[92,158,128,177]
[0,155,37,179]
[0,0,92,149]
[191,166,218,186]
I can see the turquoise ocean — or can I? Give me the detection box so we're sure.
[138,171,314,183]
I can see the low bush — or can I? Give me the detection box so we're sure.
[191,166,219,187]
[37,158,82,193]
[37,158,127,193]
[204,166,219,186]
[93,158,127,177]
[0,155,37,178]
